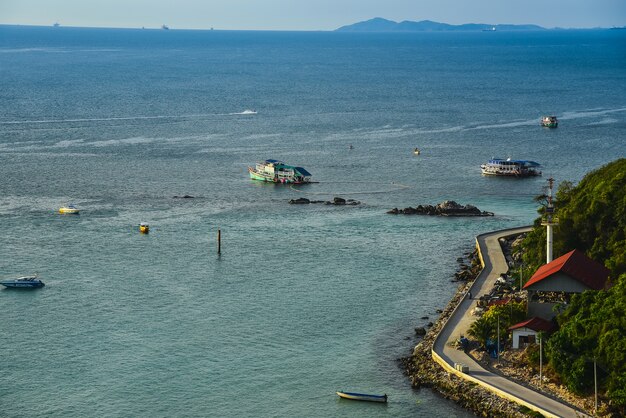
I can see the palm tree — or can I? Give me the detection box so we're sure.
[468,316,494,348]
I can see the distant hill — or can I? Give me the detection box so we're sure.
[336,18,545,32]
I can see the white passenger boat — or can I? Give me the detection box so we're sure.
[248,159,312,184]
[480,158,541,177]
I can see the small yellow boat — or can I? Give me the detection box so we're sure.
[413,148,421,155]
[139,223,150,234]
[59,204,79,215]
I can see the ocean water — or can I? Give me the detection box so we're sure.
[0,26,625,417]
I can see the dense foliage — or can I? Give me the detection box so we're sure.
[468,302,526,347]
[546,275,626,407]
[521,158,626,280]
[520,159,626,412]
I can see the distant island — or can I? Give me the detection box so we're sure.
[336,17,545,32]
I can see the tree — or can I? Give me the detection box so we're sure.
[468,302,526,347]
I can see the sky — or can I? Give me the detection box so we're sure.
[1,0,625,30]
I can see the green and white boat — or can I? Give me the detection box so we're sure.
[248,159,312,184]
[541,115,558,128]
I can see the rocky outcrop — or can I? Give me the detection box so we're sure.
[387,200,494,216]
[288,196,361,205]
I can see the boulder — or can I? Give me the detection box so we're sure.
[289,197,311,204]
[415,327,427,336]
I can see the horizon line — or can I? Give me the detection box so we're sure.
[0,22,622,32]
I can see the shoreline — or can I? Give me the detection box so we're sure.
[400,229,597,417]
[400,245,530,417]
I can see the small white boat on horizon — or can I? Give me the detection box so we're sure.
[240,109,257,115]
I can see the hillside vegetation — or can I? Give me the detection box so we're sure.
[521,158,626,414]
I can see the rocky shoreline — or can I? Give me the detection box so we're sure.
[399,249,532,417]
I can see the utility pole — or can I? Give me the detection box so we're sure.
[497,316,500,364]
[539,333,543,388]
[594,357,598,415]
[541,178,558,263]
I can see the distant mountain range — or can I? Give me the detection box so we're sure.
[335,18,545,32]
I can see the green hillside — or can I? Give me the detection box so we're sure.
[521,158,626,414]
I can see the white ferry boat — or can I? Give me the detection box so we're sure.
[480,158,541,177]
[248,159,312,184]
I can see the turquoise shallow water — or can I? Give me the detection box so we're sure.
[1,26,625,417]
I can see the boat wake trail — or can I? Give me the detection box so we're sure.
[229,110,258,115]
[0,113,231,125]
[466,119,537,130]
[559,107,626,120]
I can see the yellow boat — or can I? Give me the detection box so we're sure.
[139,223,149,234]
[59,204,79,214]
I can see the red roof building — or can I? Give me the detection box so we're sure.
[508,317,555,333]
[523,249,610,292]
[509,317,555,349]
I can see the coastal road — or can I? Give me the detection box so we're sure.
[433,226,590,418]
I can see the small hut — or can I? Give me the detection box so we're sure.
[509,317,555,349]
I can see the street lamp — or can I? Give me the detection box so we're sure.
[594,357,598,415]
[497,316,500,364]
[539,333,543,388]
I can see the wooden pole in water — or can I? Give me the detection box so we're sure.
[218,228,221,255]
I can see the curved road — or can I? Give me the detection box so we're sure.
[433,226,589,418]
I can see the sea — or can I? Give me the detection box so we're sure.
[1,25,625,417]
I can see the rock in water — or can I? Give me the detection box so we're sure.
[289,197,310,204]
